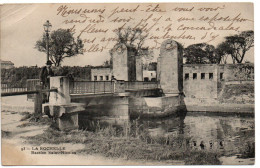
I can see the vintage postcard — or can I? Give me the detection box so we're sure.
[1,3,254,165]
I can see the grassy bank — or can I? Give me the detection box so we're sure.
[218,83,254,104]
[22,121,221,165]
[17,112,254,165]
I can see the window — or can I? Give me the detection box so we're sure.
[106,76,109,80]
[209,73,213,79]
[220,73,224,80]
[185,73,189,80]
[193,73,197,80]
[144,77,149,82]
[151,78,156,82]
[151,73,153,76]
[100,76,103,81]
[94,76,97,81]
[201,73,205,79]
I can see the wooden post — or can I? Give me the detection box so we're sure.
[34,85,42,114]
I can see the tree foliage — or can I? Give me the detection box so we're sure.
[113,27,153,60]
[217,30,254,64]
[184,43,219,64]
[215,42,233,64]
[1,66,98,88]
[184,30,253,64]
[35,29,84,67]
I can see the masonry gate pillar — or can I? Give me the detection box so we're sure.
[111,44,128,81]
[158,39,183,95]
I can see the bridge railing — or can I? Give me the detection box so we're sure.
[1,86,27,93]
[70,80,159,94]
[25,79,159,95]
[124,81,159,90]
[1,82,27,93]
[70,81,114,94]
[26,79,40,100]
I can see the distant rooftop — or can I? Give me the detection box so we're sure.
[1,60,15,69]
[1,60,14,65]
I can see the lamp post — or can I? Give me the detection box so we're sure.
[43,20,52,62]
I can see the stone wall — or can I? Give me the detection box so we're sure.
[183,64,219,99]
[183,63,254,104]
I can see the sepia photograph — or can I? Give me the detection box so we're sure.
[1,2,255,166]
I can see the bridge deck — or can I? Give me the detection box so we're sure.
[70,92,115,99]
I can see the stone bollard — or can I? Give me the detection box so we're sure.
[49,76,71,105]
[45,76,81,131]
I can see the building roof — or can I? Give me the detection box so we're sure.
[1,60,14,65]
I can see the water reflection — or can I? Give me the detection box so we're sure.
[78,112,254,157]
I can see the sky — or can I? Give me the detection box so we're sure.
[0,3,254,67]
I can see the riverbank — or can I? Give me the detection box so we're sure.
[2,110,186,165]
[1,95,254,114]
[186,104,254,114]
[1,110,223,165]
[2,109,255,165]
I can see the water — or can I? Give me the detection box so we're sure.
[78,112,254,158]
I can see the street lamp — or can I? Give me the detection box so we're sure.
[43,20,52,62]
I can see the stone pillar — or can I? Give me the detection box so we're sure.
[55,109,79,131]
[47,76,79,131]
[115,80,125,93]
[157,56,161,82]
[136,56,143,81]
[49,76,71,105]
[127,47,137,81]
[158,39,183,95]
[111,44,128,81]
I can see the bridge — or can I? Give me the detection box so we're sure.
[1,80,160,96]
[2,39,186,130]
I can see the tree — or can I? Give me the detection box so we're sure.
[102,60,111,67]
[184,43,218,64]
[35,29,84,67]
[215,42,233,64]
[148,62,157,71]
[223,30,254,63]
[113,27,153,60]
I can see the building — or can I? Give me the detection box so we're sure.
[183,63,254,100]
[183,64,220,99]
[143,70,156,81]
[91,68,112,81]
[91,63,254,102]
[1,60,14,69]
